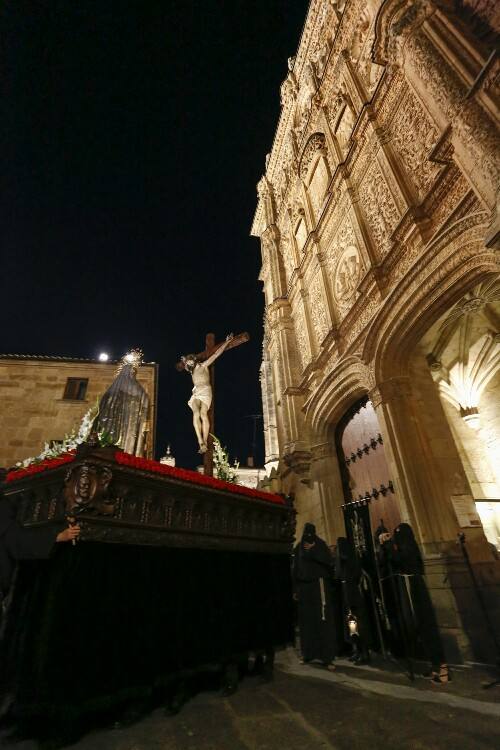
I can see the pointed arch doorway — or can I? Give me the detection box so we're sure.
[335,396,403,654]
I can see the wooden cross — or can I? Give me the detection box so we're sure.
[176,331,250,477]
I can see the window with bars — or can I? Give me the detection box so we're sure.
[63,378,89,401]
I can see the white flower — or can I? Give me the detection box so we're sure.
[13,400,100,471]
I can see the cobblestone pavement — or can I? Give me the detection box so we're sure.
[2,650,499,750]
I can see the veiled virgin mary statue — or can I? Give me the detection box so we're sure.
[93,349,150,456]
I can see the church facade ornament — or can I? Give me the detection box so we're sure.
[251,7,500,658]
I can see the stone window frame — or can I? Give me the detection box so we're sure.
[62,377,89,401]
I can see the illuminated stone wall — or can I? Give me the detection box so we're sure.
[252,0,500,659]
[0,356,157,468]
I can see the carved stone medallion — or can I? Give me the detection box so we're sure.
[334,245,361,304]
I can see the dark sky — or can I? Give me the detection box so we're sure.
[0,0,307,469]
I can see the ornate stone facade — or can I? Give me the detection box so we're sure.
[252,0,500,661]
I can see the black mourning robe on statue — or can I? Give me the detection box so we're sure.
[93,364,149,455]
[292,524,337,664]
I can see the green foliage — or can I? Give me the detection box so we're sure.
[97,430,116,447]
[210,434,239,484]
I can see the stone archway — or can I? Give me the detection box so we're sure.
[419,278,500,548]
[363,237,500,660]
[364,217,498,385]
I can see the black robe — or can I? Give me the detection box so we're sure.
[1,541,293,744]
[380,523,445,667]
[335,537,371,647]
[93,363,149,455]
[292,534,336,664]
[0,497,56,602]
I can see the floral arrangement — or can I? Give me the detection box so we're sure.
[9,400,117,474]
[5,449,285,505]
[12,403,98,471]
[211,434,239,483]
[6,453,75,482]
[114,452,285,504]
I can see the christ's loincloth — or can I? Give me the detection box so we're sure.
[188,384,212,411]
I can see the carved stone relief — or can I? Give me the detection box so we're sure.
[312,37,332,80]
[295,218,308,253]
[292,301,311,372]
[326,213,363,290]
[299,133,327,179]
[334,245,361,308]
[309,269,331,346]
[427,173,470,237]
[280,229,296,287]
[389,84,439,198]
[359,161,400,255]
[405,32,499,198]
[357,29,384,95]
[308,157,330,222]
[294,60,319,136]
[335,99,356,156]
[253,0,499,514]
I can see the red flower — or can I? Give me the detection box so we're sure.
[6,453,75,482]
[5,450,285,506]
[114,452,285,505]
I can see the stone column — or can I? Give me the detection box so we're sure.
[261,227,287,303]
[260,347,279,471]
[268,299,310,478]
[309,441,346,546]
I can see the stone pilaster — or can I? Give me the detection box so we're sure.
[309,440,345,545]
[267,299,311,478]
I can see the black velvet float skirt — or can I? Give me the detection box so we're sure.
[0,542,293,738]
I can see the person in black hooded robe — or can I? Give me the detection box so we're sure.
[292,523,336,670]
[378,522,449,684]
[0,490,80,725]
[335,537,370,664]
[0,493,79,617]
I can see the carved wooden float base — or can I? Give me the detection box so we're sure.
[3,447,296,554]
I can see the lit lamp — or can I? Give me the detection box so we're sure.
[347,612,359,636]
[98,352,110,362]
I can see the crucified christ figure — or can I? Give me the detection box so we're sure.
[181,333,234,454]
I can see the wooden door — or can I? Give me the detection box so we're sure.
[336,397,401,538]
[335,397,403,655]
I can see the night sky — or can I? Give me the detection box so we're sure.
[1,0,307,469]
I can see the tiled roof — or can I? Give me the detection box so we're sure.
[0,354,156,365]
[0,353,118,364]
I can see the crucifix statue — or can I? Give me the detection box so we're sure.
[176,331,250,477]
